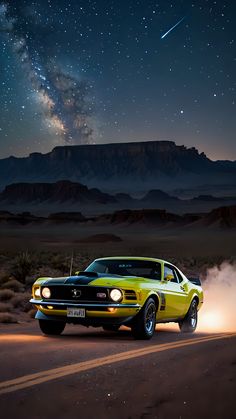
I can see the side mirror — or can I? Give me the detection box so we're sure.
[164,274,174,282]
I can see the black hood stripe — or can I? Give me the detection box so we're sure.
[64,276,97,285]
[43,273,124,286]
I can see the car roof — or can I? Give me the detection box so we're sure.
[94,256,175,266]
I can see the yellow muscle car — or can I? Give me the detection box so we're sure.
[30,257,203,340]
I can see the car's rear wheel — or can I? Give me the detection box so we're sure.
[179,299,198,333]
[131,297,157,340]
[102,325,120,332]
[39,319,66,335]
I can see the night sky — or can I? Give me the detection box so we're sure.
[0,0,235,160]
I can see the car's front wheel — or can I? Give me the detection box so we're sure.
[131,297,157,340]
[39,319,66,336]
[179,299,198,333]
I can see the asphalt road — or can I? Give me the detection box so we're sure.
[0,322,235,419]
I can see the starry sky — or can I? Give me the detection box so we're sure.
[0,0,235,160]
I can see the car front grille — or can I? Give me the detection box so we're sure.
[43,285,110,303]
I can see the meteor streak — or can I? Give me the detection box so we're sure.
[161,16,185,39]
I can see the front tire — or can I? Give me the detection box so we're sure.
[179,299,198,333]
[131,298,157,340]
[39,319,66,336]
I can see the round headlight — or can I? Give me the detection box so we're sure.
[42,287,51,299]
[110,289,122,302]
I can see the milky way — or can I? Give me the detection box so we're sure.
[0,1,235,159]
[0,2,95,144]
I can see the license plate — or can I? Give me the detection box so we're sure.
[67,308,86,318]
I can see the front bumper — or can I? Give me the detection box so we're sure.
[30,298,141,326]
[30,298,140,310]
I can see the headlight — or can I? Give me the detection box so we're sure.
[110,289,122,302]
[42,287,51,299]
[34,287,41,298]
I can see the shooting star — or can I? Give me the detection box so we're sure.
[161,17,185,39]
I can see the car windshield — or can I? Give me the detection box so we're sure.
[85,259,162,280]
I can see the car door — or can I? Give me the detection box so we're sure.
[162,264,189,319]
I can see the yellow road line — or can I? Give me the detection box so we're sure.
[0,333,235,395]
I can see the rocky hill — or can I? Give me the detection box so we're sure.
[198,205,236,228]
[0,206,235,229]
[0,140,236,193]
[0,180,117,204]
[96,209,183,225]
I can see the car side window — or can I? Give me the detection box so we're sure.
[164,265,179,283]
[174,268,184,283]
[149,263,162,281]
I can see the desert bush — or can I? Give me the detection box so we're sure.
[1,279,24,292]
[0,289,15,301]
[10,293,30,309]
[0,313,17,323]
[11,251,34,283]
[0,302,12,312]
[50,254,71,274]
[0,274,11,286]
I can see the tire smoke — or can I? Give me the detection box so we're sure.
[198,262,236,332]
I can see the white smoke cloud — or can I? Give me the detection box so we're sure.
[198,262,236,333]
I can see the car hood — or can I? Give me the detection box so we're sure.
[36,273,147,288]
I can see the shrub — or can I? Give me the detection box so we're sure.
[0,274,11,286]
[50,254,71,274]
[0,289,15,301]
[0,302,12,312]
[10,293,29,309]
[0,313,17,323]
[1,279,24,293]
[11,251,34,283]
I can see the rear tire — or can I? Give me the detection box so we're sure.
[179,299,198,333]
[39,319,66,336]
[131,298,157,340]
[102,325,120,332]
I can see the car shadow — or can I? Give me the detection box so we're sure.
[50,324,211,344]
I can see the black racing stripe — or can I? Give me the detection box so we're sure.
[45,273,123,286]
[64,276,97,285]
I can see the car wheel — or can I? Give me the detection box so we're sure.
[102,325,120,332]
[131,298,157,340]
[179,299,198,333]
[39,319,66,335]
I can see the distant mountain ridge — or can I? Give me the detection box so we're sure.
[0,140,236,193]
[1,205,236,230]
[0,180,236,216]
[0,181,179,205]
[0,180,116,204]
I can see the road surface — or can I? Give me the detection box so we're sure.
[0,322,235,419]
